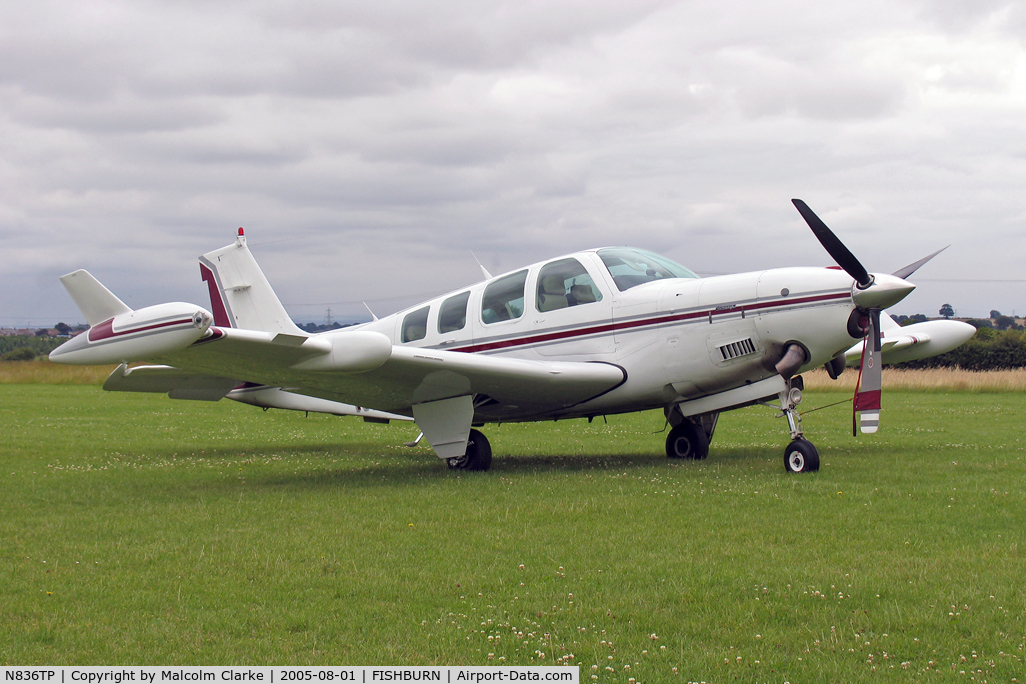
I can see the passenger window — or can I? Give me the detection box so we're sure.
[438,291,470,334]
[536,258,603,312]
[401,306,429,343]
[481,270,528,324]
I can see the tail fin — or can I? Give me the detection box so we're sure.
[199,229,306,336]
[60,270,133,326]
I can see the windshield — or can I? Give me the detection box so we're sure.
[598,248,698,292]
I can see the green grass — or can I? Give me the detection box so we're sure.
[2,385,1025,681]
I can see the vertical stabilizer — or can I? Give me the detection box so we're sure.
[60,270,133,326]
[199,229,306,336]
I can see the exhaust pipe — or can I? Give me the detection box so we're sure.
[775,343,807,379]
[825,353,846,380]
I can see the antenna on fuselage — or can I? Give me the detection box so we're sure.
[362,301,379,321]
[471,251,493,280]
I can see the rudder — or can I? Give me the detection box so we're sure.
[199,229,306,336]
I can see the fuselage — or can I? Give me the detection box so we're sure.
[350,247,861,422]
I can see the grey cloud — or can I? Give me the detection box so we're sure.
[7,93,224,134]
[2,0,1025,326]
[916,0,1021,33]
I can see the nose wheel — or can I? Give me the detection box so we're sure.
[784,438,820,473]
[778,380,820,473]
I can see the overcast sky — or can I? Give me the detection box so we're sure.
[2,0,1024,328]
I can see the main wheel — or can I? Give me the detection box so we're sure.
[784,438,820,473]
[447,429,492,472]
[666,421,709,460]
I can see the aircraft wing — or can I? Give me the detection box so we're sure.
[156,326,627,421]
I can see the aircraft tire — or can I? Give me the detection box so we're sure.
[447,429,492,472]
[784,438,820,473]
[665,421,709,460]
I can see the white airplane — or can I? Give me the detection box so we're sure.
[50,200,964,473]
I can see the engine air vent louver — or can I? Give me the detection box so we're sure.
[718,338,756,360]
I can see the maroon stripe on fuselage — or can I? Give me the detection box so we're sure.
[87,319,115,342]
[87,317,193,342]
[450,291,850,354]
[191,327,225,346]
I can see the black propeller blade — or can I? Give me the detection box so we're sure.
[892,245,949,280]
[791,199,873,289]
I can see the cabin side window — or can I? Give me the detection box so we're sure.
[438,291,470,334]
[481,270,528,324]
[401,306,430,343]
[536,258,604,312]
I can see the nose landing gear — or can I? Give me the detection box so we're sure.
[778,379,820,473]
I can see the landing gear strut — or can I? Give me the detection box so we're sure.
[778,379,819,473]
[447,429,492,471]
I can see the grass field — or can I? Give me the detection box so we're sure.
[2,376,1025,681]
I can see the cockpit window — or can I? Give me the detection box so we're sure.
[536,258,604,312]
[598,248,698,292]
[482,270,528,324]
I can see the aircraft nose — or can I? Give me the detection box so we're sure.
[852,273,916,310]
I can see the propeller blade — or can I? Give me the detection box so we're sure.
[891,245,949,280]
[792,199,873,288]
[853,309,882,435]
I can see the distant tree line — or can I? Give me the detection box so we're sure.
[297,322,353,333]
[0,335,64,360]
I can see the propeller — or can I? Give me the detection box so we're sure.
[892,245,948,280]
[791,199,872,288]
[791,199,920,436]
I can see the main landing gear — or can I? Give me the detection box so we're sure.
[664,411,717,460]
[665,421,709,460]
[779,379,819,473]
[446,429,492,471]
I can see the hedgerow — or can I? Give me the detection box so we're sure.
[895,327,1026,370]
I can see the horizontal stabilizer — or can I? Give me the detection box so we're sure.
[60,270,132,326]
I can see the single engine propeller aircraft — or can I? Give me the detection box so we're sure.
[50,200,971,473]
